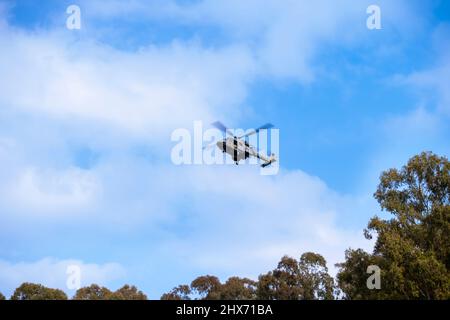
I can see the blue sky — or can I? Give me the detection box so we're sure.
[0,0,449,298]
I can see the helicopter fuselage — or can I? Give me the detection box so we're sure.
[217,137,253,163]
[208,121,276,167]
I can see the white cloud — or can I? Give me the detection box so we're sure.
[0,27,255,138]
[81,0,418,82]
[366,44,450,192]
[403,58,450,115]
[383,106,442,137]
[393,24,450,115]
[4,166,100,214]
[0,0,421,138]
[0,258,126,298]
[119,165,375,280]
[371,24,450,176]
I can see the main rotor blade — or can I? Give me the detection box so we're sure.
[211,121,234,137]
[238,123,274,139]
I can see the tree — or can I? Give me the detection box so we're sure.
[219,277,257,300]
[0,292,5,300]
[336,249,383,300]
[73,284,112,300]
[257,256,301,299]
[257,253,335,300]
[161,276,257,300]
[110,285,147,300]
[298,252,335,299]
[11,283,67,300]
[337,152,450,299]
[190,275,222,300]
[161,285,192,300]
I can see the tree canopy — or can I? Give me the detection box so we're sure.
[337,152,450,299]
[257,252,335,300]
[161,276,257,300]
[161,253,334,300]
[109,285,147,300]
[161,285,192,300]
[73,284,112,300]
[11,283,67,300]
[72,284,147,300]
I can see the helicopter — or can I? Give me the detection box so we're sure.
[203,121,277,167]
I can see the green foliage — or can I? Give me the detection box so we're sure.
[73,284,147,300]
[161,276,257,300]
[335,249,383,300]
[257,256,302,299]
[190,275,222,300]
[257,253,335,300]
[110,285,147,300]
[161,285,192,300]
[299,252,335,299]
[11,283,67,300]
[0,292,6,300]
[220,277,257,300]
[162,257,334,300]
[337,152,450,299]
[73,284,112,300]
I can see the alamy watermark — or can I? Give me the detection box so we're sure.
[64,4,381,31]
[366,265,381,290]
[66,4,81,30]
[367,5,382,30]
[171,121,279,175]
[66,264,81,290]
